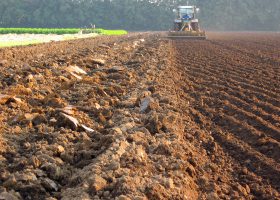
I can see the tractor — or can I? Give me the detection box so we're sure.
[168,5,206,39]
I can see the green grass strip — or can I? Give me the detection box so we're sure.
[0,28,81,35]
[0,28,128,35]
[0,28,128,47]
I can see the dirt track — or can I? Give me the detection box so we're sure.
[0,32,279,200]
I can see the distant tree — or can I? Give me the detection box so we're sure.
[0,0,278,31]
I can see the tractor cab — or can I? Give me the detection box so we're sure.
[177,6,196,20]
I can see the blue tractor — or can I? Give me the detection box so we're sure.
[168,5,206,39]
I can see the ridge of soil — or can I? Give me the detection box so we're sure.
[0,32,279,200]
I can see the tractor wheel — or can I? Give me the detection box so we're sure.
[174,23,181,31]
[191,22,199,31]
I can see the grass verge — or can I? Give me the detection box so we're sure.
[0,34,99,48]
[0,28,80,35]
[87,29,128,35]
[0,28,128,48]
[0,28,128,35]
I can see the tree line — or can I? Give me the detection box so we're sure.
[0,0,279,31]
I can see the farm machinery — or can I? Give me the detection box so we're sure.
[168,5,206,39]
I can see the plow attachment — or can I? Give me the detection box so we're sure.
[167,31,206,40]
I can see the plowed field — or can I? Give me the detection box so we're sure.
[0,32,279,200]
[170,32,280,199]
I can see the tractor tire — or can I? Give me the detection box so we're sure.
[191,22,199,31]
[174,23,181,31]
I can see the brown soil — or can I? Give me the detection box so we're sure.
[0,32,279,200]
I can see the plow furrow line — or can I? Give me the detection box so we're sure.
[202,104,280,163]
[184,67,280,111]
[235,39,280,51]
[175,43,276,73]
[213,131,280,193]
[199,65,280,98]
[173,34,280,199]
[182,72,280,162]
[215,88,279,127]
[188,59,278,89]
[185,80,280,161]
[218,41,280,63]
[220,44,280,64]
[175,50,280,87]
[221,103,280,143]
[178,49,280,93]
[184,70,280,117]
[183,73,280,139]
[188,105,280,191]
[189,45,280,77]
[209,41,280,68]
[194,83,280,129]
[204,63,280,94]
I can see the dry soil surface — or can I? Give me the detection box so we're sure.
[0,32,279,200]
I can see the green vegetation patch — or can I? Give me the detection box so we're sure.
[0,28,127,35]
[0,28,127,48]
[94,29,128,35]
[0,28,80,35]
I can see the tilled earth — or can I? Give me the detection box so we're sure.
[0,32,279,200]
